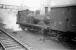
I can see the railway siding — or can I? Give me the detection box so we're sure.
[0,28,28,50]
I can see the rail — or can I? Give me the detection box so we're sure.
[0,27,33,50]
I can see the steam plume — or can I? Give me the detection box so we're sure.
[0,8,22,31]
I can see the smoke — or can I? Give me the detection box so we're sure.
[0,8,22,31]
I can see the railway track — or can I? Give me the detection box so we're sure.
[0,29,28,50]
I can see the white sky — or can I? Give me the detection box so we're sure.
[50,0,76,7]
[0,0,76,11]
[0,0,47,11]
[22,0,47,11]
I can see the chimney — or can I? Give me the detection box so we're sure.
[45,7,48,14]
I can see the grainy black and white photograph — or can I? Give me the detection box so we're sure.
[0,0,76,50]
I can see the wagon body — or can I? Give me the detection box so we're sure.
[50,6,76,32]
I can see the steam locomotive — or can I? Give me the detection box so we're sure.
[16,6,76,49]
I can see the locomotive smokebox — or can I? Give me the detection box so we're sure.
[50,6,76,32]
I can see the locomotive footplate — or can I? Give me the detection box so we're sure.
[20,23,47,33]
